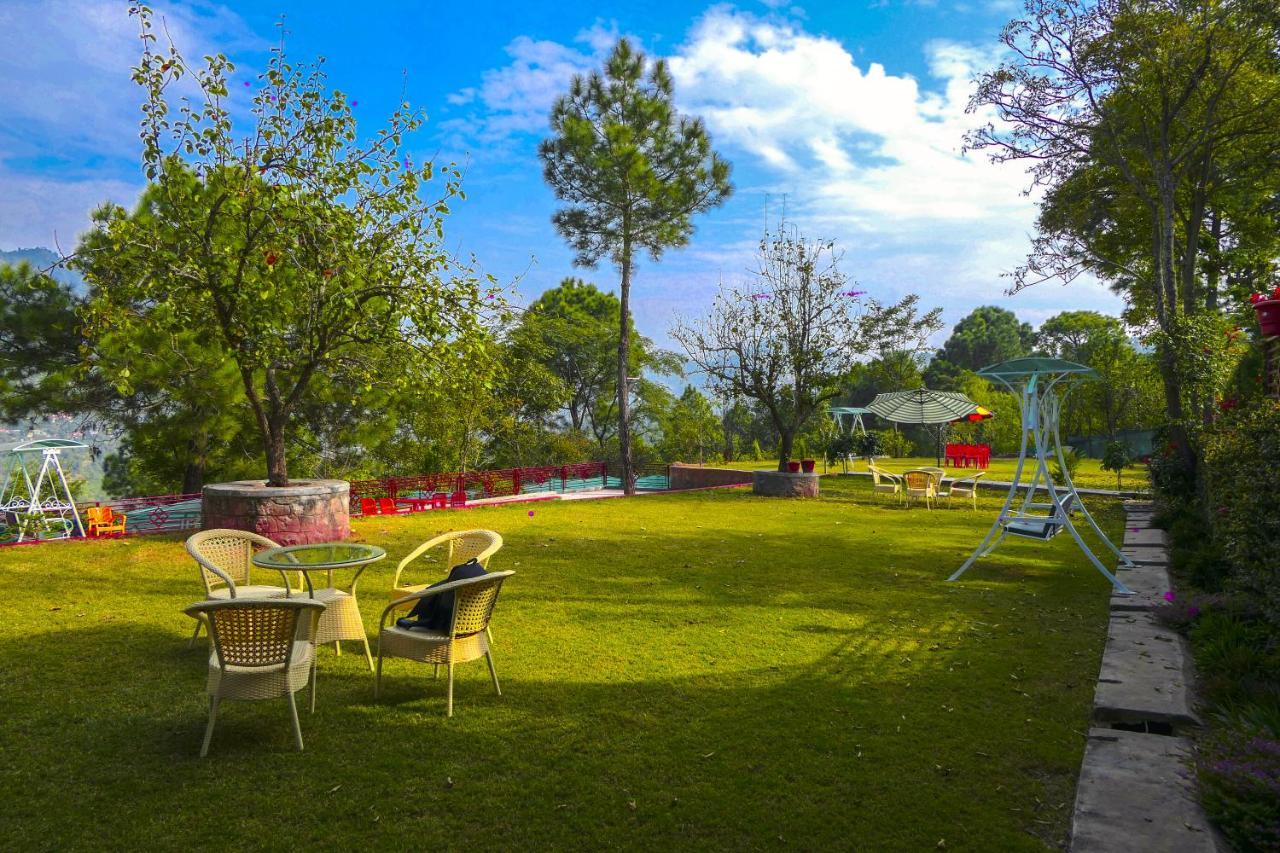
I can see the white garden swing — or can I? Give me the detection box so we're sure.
[0,438,88,542]
[947,358,1135,594]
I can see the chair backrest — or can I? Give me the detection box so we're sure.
[360,498,378,515]
[185,599,324,668]
[398,529,504,578]
[186,529,282,595]
[378,498,397,513]
[905,471,931,491]
[86,506,107,524]
[868,464,887,486]
[446,571,514,638]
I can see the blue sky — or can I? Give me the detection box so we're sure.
[0,0,1123,348]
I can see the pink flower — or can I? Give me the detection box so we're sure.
[1187,606,1200,618]
[1163,590,1176,603]
[527,510,535,517]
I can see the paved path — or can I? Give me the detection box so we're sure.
[1068,500,1222,852]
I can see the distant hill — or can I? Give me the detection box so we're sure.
[0,247,87,294]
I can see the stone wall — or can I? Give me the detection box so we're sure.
[752,470,820,498]
[668,464,755,490]
[202,480,350,545]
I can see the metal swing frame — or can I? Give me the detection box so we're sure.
[0,439,87,542]
[947,359,1134,594]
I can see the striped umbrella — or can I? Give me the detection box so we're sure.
[867,388,980,466]
[866,388,980,425]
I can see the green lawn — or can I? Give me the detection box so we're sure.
[0,478,1123,850]
[720,456,1150,492]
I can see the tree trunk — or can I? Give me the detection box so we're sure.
[777,431,795,472]
[265,420,289,487]
[617,239,635,496]
[181,428,208,494]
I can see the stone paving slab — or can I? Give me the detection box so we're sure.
[1122,546,1170,566]
[1125,512,1156,528]
[1112,562,1172,612]
[1070,728,1219,852]
[1094,611,1200,729]
[1124,527,1169,547]
[1123,500,1155,512]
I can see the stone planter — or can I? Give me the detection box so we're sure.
[752,470,820,498]
[202,480,350,545]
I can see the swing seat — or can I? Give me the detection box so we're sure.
[1003,518,1064,540]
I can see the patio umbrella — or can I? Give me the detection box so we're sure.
[951,405,994,424]
[866,388,981,465]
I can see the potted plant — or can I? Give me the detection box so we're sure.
[786,461,801,473]
[1250,285,1280,338]
[800,458,816,473]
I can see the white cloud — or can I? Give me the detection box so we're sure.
[0,1,262,248]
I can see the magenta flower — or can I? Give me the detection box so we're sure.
[527,510,535,517]
[1187,606,1200,618]
[1163,590,1176,603]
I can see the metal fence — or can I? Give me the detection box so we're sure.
[348,462,611,513]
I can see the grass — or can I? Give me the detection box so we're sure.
[720,456,1150,492]
[0,477,1126,850]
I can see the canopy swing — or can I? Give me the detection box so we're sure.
[0,438,88,542]
[947,358,1135,594]
[828,406,870,436]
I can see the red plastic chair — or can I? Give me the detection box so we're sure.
[360,498,379,516]
[378,498,406,515]
[449,490,467,508]
[431,493,448,509]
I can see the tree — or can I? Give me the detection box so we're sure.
[0,263,84,421]
[1102,440,1131,490]
[657,385,721,464]
[967,0,1280,477]
[932,306,1034,373]
[540,38,732,494]
[78,7,490,486]
[672,223,942,470]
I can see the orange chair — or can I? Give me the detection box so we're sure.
[85,506,127,537]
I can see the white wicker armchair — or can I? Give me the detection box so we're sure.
[389,529,504,607]
[183,598,325,757]
[375,571,514,717]
[185,529,301,647]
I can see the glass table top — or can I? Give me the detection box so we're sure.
[253,542,386,570]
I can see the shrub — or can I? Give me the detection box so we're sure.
[1203,400,1280,632]
[1199,725,1280,852]
[1101,440,1130,490]
[878,429,912,458]
[750,439,764,461]
[855,431,883,461]
[1051,446,1084,482]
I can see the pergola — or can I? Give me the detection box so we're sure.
[0,438,87,541]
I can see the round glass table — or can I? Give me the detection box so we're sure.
[252,542,387,668]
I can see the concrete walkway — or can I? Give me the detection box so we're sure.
[1068,500,1222,852]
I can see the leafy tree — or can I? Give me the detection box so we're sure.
[672,223,942,470]
[0,263,84,420]
[1102,440,1131,490]
[967,0,1280,476]
[540,38,732,494]
[656,385,720,464]
[932,306,1034,374]
[79,7,490,486]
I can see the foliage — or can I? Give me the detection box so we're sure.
[1101,440,1130,491]
[877,428,914,459]
[855,430,883,461]
[1199,724,1280,853]
[673,222,942,470]
[968,0,1280,480]
[932,306,1034,373]
[750,438,765,461]
[1203,399,1280,630]
[1051,446,1085,483]
[540,37,732,493]
[655,386,721,463]
[0,263,84,420]
[80,7,491,486]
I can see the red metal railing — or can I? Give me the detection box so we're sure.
[348,462,608,512]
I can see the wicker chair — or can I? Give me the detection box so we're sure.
[185,529,302,647]
[376,571,514,717]
[868,464,903,503]
[183,598,325,757]
[903,470,936,509]
[939,471,985,509]
[390,529,504,609]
